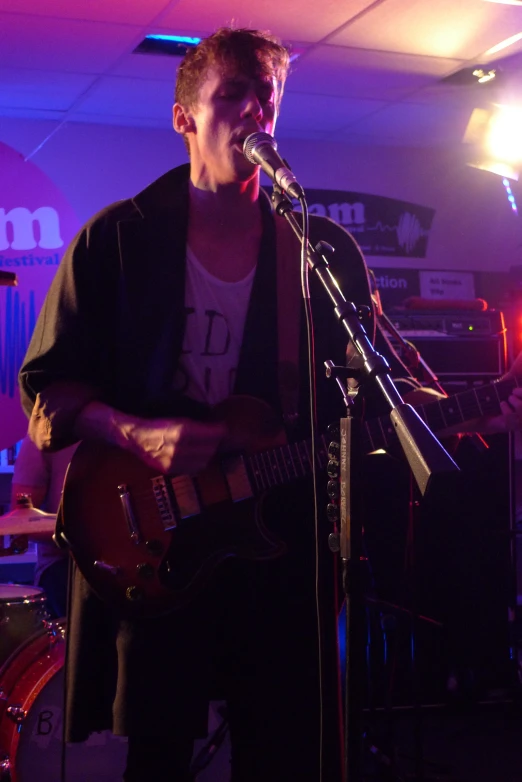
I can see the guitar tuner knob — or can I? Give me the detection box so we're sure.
[328,441,340,460]
[136,563,155,580]
[327,460,339,479]
[328,533,340,553]
[327,423,340,439]
[327,503,339,523]
[126,586,144,602]
[327,480,340,500]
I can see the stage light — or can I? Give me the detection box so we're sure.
[464,105,522,180]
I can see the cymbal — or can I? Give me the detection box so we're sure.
[0,505,56,539]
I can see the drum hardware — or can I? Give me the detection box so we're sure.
[5,706,25,725]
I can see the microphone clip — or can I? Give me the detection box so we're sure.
[271,184,294,216]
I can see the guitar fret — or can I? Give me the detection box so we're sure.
[284,443,299,479]
[318,435,329,469]
[474,384,502,416]
[438,395,464,428]
[251,453,266,492]
[451,388,481,422]
[273,449,287,484]
[302,441,312,474]
[260,451,275,488]
[423,401,446,433]
[494,377,517,403]
[293,441,306,477]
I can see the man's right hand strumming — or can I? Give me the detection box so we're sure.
[73,401,226,475]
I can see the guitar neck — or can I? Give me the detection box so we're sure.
[223,376,519,502]
[243,435,329,496]
[363,375,521,453]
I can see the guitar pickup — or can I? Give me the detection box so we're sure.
[151,476,178,529]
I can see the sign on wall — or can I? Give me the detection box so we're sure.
[0,142,80,450]
[298,189,435,258]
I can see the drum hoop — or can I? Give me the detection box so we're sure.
[0,625,65,773]
[0,584,47,607]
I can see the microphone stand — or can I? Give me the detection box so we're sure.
[271,188,460,782]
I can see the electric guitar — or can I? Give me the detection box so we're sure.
[61,377,520,617]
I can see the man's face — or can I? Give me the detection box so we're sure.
[181,64,279,188]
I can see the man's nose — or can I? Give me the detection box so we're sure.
[241,91,263,121]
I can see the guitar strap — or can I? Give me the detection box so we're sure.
[274,213,302,427]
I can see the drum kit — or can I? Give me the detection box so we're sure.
[0,501,231,781]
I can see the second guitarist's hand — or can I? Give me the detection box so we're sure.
[73,401,227,475]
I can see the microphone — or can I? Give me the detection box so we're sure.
[243,132,305,199]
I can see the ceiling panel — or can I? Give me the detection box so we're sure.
[74,76,175,122]
[289,46,465,100]
[155,0,377,43]
[67,111,170,129]
[0,68,95,110]
[276,91,390,133]
[0,13,141,72]
[110,51,181,81]
[0,0,172,25]
[335,100,472,145]
[328,0,522,60]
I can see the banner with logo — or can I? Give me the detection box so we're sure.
[285,188,435,258]
[0,142,80,450]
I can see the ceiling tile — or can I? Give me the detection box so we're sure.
[328,0,522,60]
[334,101,472,146]
[75,76,175,121]
[0,13,141,72]
[155,0,377,43]
[0,0,171,24]
[0,68,95,110]
[110,51,181,81]
[67,112,171,129]
[288,46,465,100]
[277,91,389,133]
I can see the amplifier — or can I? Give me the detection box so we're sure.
[386,309,507,378]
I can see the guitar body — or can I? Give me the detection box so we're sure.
[62,396,289,618]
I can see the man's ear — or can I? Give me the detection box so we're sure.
[173,103,196,136]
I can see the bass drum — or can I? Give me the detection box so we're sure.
[0,584,48,669]
[0,622,230,781]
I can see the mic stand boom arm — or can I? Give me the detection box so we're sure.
[272,191,460,498]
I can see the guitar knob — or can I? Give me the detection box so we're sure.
[136,563,155,580]
[125,586,144,602]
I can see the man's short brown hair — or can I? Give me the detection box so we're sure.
[175,27,290,112]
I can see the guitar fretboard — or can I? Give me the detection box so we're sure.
[363,375,520,454]
[245,436,329,494]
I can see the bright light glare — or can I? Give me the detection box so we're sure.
[486,106,522,165]
[483,0,522,5]
[485,32,522,55]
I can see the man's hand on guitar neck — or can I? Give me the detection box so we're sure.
[73,401,227,475]
[490,350,522,433]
